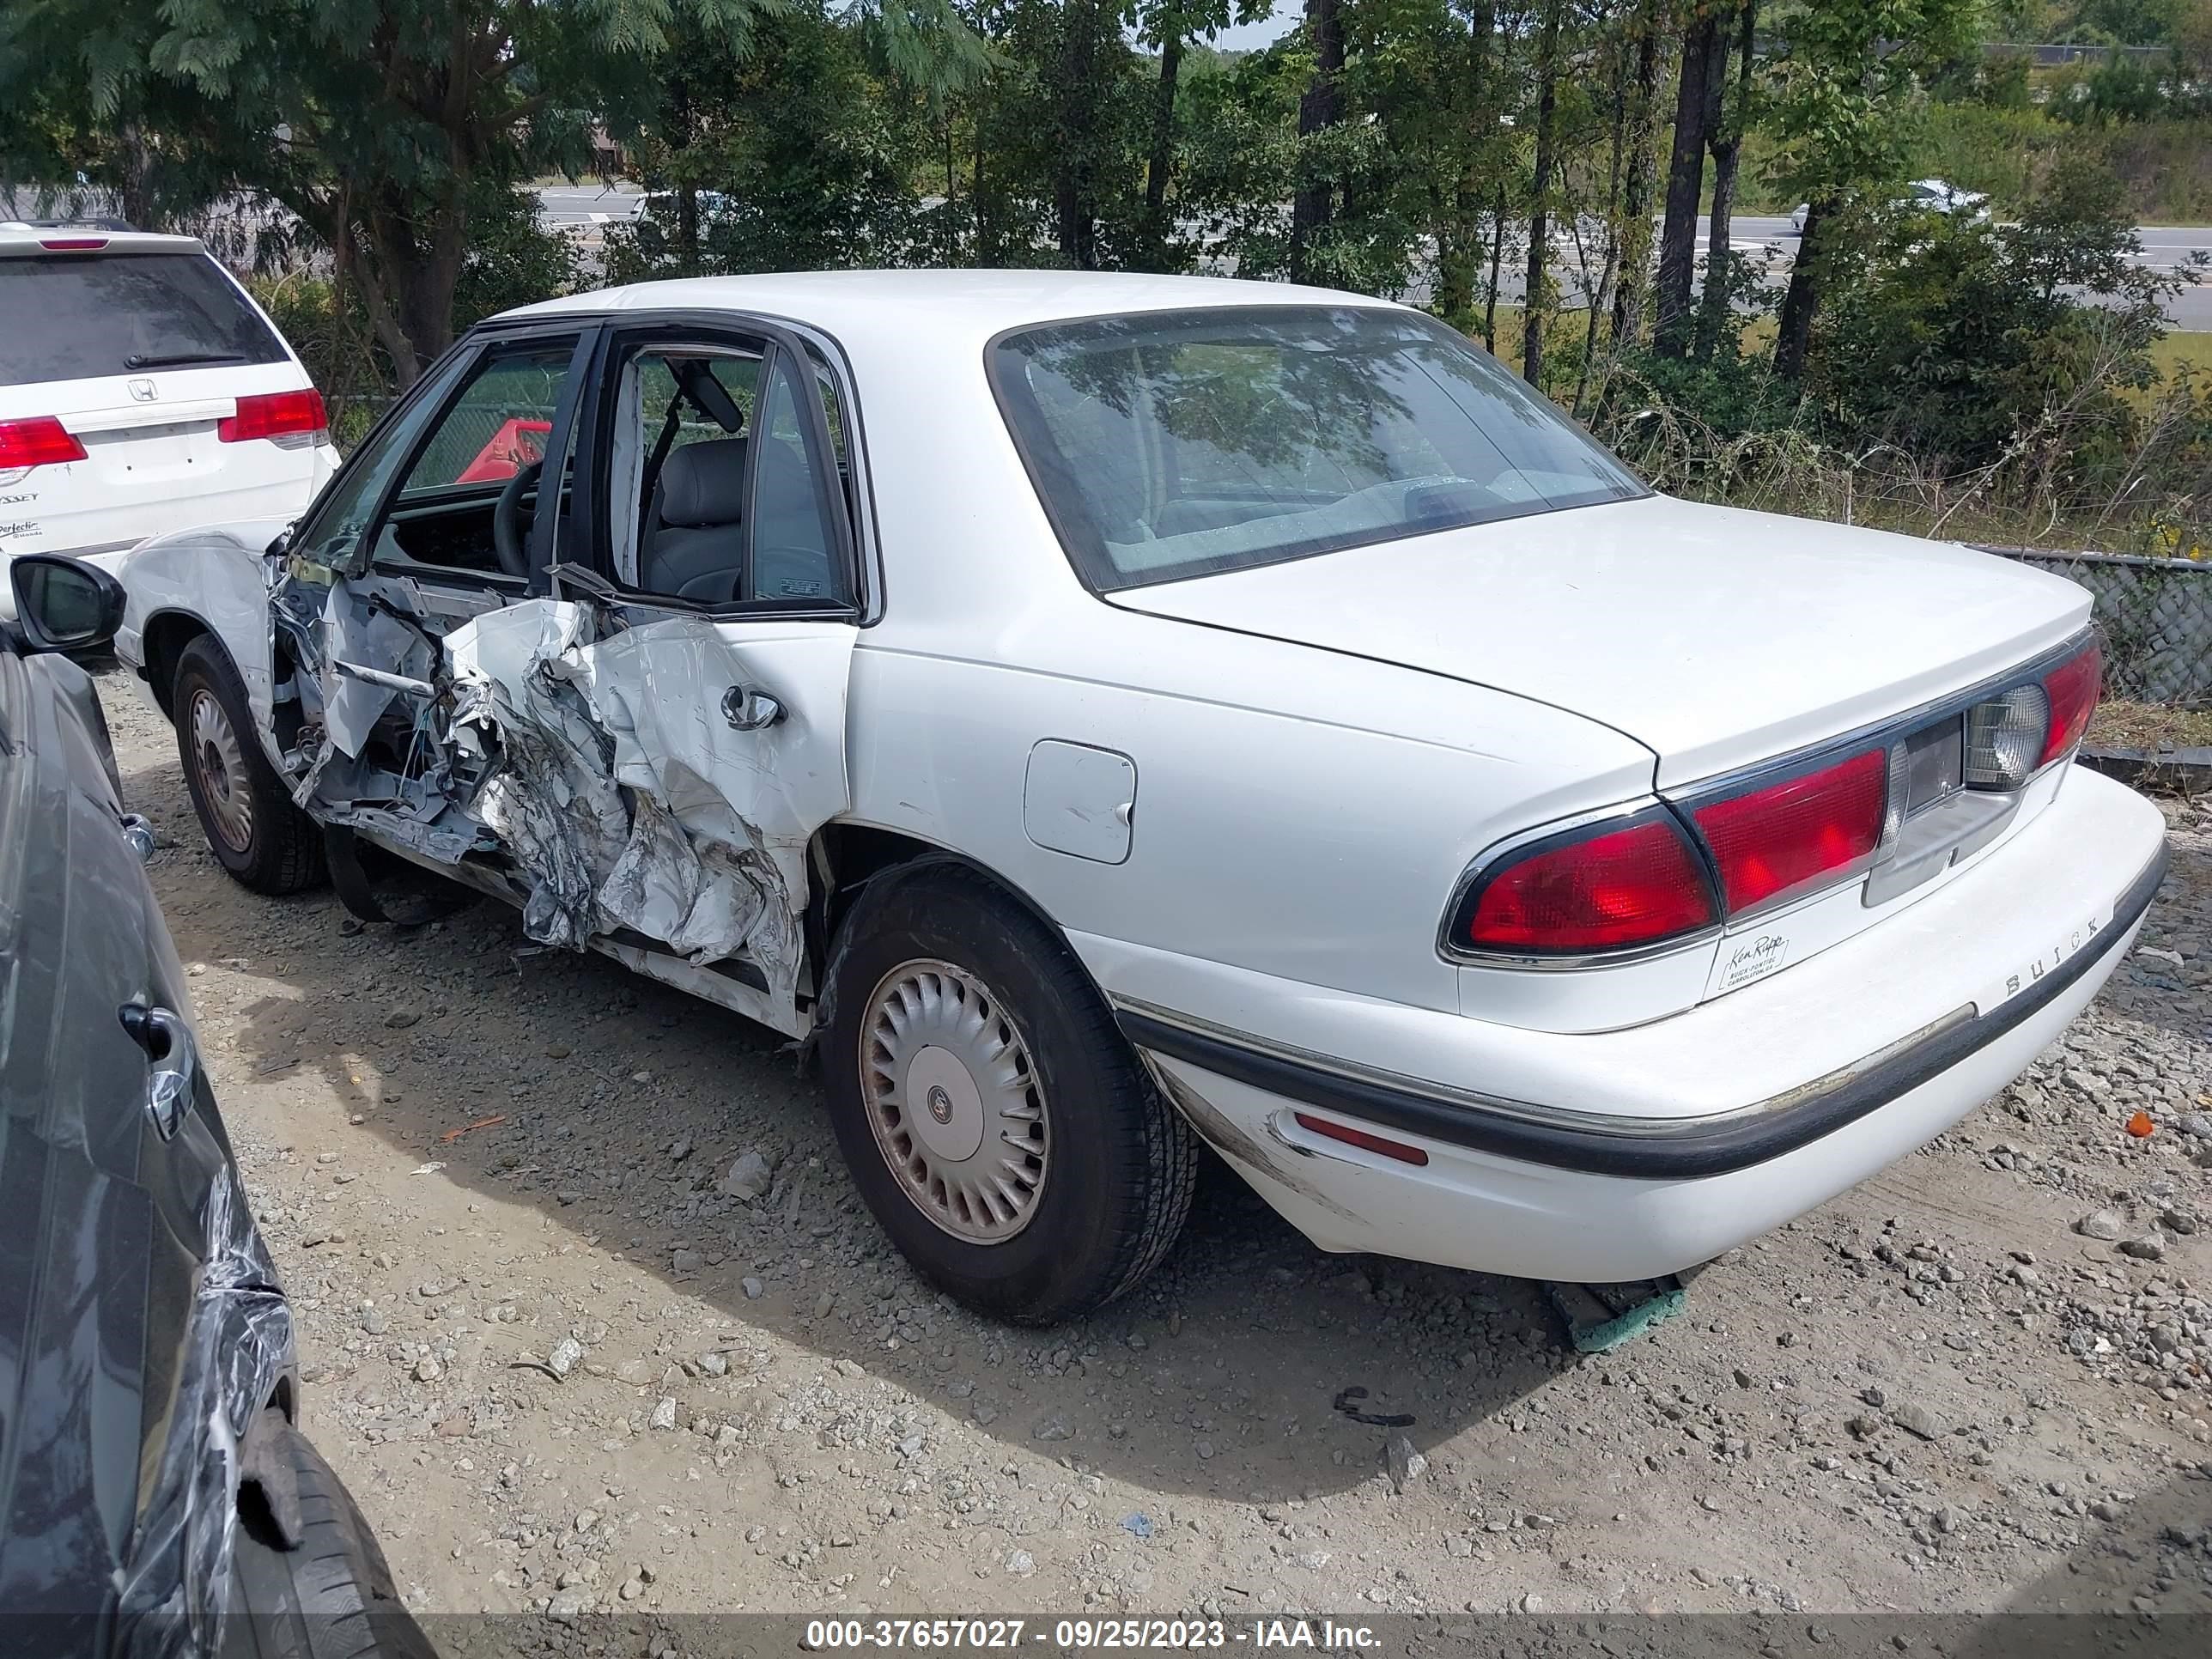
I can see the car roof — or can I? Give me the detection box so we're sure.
[494,268,1408,349]
[0,224,209,258]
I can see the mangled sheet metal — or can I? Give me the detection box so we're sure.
[112,1163,293,1659]
[441,601,798,977]
[277,574,804,1006]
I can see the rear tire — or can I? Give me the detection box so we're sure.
[821,864,1195,1325]
[221,1418,434,1659]
[173,635,325,894]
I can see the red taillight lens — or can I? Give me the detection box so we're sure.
[39,237,107,251]
[0,416,88,470]
[2038,640,2101,767]
[218,388,328,445]
[1692,747,1887,915]
[1462,813,1716,953]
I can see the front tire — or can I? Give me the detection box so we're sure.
[173,635,325,895]
[822,864,1195,1325]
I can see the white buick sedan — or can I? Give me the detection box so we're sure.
[112,271,2166,1324]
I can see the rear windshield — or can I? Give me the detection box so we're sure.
[990,306,1646,591]
[0,251,286,386]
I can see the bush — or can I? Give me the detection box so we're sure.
[1815,158,2185,471]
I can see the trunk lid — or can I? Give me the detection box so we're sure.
[1109,495,2092,785]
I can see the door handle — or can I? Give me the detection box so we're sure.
[118,1003,196,1141]
[720,683,785,732]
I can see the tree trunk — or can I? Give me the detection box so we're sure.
[973,113,989,265]
[1696,0,1757,360]
[1484,180,1506,353]
[1577,28,1636,412]
[944,116,959,263]
[1654,4,1724,356]
[669,73,698,275]
[1522,2,1563,386]
[1610,15,1668,345]
[118,122,155,232]
[1291,0,1346,284]
[1056,2,1103,270]
[1773,196,1831,380]
[1433,2,1498,331]
[343,173,468,386]
[1144,32,1182,268]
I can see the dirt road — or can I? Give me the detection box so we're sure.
[100,669,2212,1624]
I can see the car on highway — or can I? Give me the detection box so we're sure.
[109,270,2164,1326]
[0,222,338,617]
[1790,179,1990,234]
[1,555,430,1657]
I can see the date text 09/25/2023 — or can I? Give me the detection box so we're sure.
[801,1619,1381,1650]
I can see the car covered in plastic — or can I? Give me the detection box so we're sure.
[0,555,428,1657]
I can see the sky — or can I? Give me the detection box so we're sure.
[1211,1,1302,52]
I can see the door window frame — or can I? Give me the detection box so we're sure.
[568,312,868,623]
[313,319,601,591]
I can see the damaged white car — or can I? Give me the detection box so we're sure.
[115,271,2166,1325]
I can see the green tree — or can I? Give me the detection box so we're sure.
[0,0,774,382]
[1135,0,1271,268]
[1522,0,1565,381]
[1765,0,1984,380]
[1817,154,2200,472]
[1289,0,1351,283]
[611,3,942,280]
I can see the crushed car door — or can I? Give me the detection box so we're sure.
[422,325,860,1036]
[270,325,595,869]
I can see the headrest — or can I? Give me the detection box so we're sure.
[658,436,749,527]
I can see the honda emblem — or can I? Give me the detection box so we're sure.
[128,378,158,403]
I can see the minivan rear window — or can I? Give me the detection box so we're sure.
[0,252,287,387]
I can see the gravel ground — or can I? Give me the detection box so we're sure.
[98,667,2212,1625]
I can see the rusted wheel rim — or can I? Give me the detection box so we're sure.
[860,958,1049,1243]
[187,686,253,854]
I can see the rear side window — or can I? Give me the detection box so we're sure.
[0,252,287,386]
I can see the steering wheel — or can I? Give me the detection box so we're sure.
[491,459,544,580]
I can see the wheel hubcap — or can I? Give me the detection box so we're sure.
[860,959,1048,1243]
[187,688,253,854]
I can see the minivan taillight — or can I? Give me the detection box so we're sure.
[1690,747,1887,914]
[1457,811,1717,954]
[2037,639,2101,768]
[0,416,88,472]
[218,389,328,447]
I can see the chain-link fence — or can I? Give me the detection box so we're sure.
[1982,548,2212,707]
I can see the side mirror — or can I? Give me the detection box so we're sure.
[9,555,126,653]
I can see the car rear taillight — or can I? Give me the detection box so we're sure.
[0,416,88,480]
[1690,747,1887,915]
[218,388,328,448]
[1457,811,1717,954]
[39,237,107,251]
[1965,685,2047,789]
[1447,635,2100,961]
[2036,639,2101,768]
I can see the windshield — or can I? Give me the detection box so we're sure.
[0,251,287,386]
[989,306,1646,592]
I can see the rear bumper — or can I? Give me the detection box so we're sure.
[1124,842,2163,1181]
[1101,766,2167,1280]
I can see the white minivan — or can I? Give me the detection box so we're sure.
[0,223,340,614]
